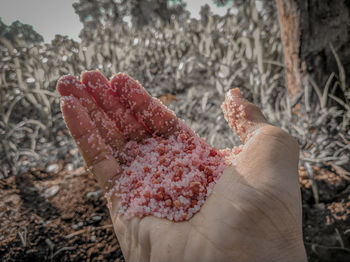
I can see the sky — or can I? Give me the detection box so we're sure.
[0,0,227,43]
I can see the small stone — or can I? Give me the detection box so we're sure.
[61,212,74,220]
[72,221,84,230]
[92,215,102,222]
[65,163,74,171]
[90,235,96,242]
[69,148,78,155]
[43,185,60,199]
[86,190,104,200]
[315,203,325,210]
[46,163,60,174]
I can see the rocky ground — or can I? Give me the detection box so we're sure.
[0,158,349,261]
[0,166,122,262]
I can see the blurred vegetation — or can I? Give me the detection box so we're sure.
[0,0,349,178]
[0,18,44,44]
[73,0,188,35]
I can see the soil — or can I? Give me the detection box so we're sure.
[0,167,123,262]
[0,164,349,261]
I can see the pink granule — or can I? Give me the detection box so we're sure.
[105,122,237,222]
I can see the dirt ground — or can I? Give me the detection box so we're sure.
[0,164,349,261]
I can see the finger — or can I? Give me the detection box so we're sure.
[60,95,122,189]
[57,75,126,158]
[221,88,268,143]
[81,70,149,141]
[111,73,180,137]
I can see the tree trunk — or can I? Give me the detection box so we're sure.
[275,0,350,99]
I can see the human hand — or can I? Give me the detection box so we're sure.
[57,71,307,262]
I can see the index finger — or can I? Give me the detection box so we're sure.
[60,95,122,189]
[111,73,181,137]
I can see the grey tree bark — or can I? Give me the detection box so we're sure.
[275,0,350,99]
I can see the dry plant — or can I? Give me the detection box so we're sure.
[0,0,349,178]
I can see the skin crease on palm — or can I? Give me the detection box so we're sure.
[57,70,308,262]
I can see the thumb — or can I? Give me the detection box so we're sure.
[221,88,268,143]
[221,88,299,179]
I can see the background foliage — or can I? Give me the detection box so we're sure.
[0,0,349,179]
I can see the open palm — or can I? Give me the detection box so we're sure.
[57,71,307,262]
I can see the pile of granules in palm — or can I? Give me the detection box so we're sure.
[105,125,239,222]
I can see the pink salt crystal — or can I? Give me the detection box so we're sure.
[191,199,198,207]
[173,199,181,207]
[203,166,213,176]
[106,127,240,222]
[233,145,243,155]
[190,182,201,195]
[209,148,217,156]
[165,199,172,207]
[144,191,150,198]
